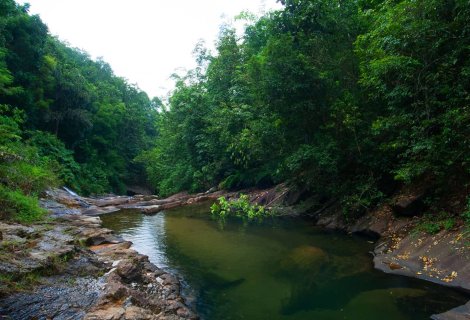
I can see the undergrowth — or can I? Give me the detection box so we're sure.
[416,212,456,235]
[0,185,46,223]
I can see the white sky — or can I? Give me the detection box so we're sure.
[17,0,283,98]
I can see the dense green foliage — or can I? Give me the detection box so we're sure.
[142,0,470,219]
[0,1,157,202]
[0,184,45,223]
[211,194,268,222]
[0,105,52,222]
[1,0,469,223]
[0,1,157,221]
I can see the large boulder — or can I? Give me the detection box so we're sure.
[391,193,426,217]
[116,259,144,282]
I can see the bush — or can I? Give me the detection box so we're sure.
[0,185,46,223]
[210,194,269,223]
[0,106,54,223]
[0,161,57,195]
[416,212,456,235]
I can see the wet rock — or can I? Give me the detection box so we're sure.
[94,197,132,207]
[82,206,121,216]
[45,188,90,208]
[140,205,162,215]
[350,205,394,239]
[41,199,82,216]
[0,193,198,320]
[316,211,347,230]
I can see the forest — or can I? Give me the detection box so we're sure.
[1,0,469,224]
[0,0,158,220]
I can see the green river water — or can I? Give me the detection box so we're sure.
[101,203,469,320]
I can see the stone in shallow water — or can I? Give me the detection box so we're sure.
[280,245,328,273]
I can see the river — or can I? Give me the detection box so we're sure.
[101,203,469,320]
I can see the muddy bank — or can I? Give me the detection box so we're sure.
[0,189,197,320]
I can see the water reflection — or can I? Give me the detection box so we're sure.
[101,205,469,320]
[101,209,169,269]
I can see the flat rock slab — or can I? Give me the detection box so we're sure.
[0,277,103,320]
[0,222,75,274]
[432,300,470,320]
[373,228,470,291]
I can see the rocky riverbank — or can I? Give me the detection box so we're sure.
[142,183,470,319]
[0,188,198,320]
[0,185,468,319]
[189,183,470,319]
[309,195,470,319]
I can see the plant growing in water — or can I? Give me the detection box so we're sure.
[210,194,269,223]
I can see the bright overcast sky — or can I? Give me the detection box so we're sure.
[17,0,283,98]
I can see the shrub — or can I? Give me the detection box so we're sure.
[416,212,456,235]
[0,161,57,195]
[210,194,269,223]
[0,185,46,223]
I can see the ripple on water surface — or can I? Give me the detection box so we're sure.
[101,204,469,320]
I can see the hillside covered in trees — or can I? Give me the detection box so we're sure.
[1,0,470,225]
[139,0,470,223]
[0,0,157,221]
